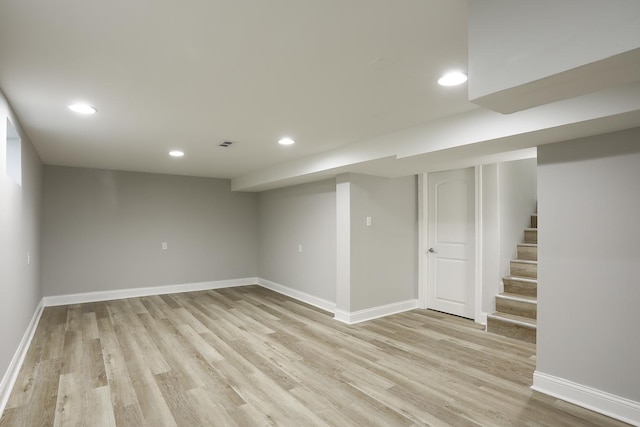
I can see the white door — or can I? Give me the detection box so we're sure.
[426,168,475,319]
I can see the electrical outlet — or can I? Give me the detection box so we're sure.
[162,242,168,250]
[27,251,30,265]
[298,244,303,253]
[366,216,372,226]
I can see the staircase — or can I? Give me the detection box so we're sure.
[487,213,538,344]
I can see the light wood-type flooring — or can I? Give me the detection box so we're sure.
[0,286,628,426]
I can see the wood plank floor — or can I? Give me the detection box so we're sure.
[0,286,628,426]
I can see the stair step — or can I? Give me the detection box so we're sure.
[488,312,537,327]
[496,292,537,303]
[487,312,537,344]
[503,275,537,297]
[510,259,537,278]
[496,293,537,319]
[517,243,537,261]
[531,213,537,228]
[524,228,537,244]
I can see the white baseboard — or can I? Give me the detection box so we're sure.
[334,299,418,324]
[333,309,351,323]
[43,277,258,307]
[0,298,44,415]
[478,312,488,326]
[532,371,640,426]
[256,278,336,313]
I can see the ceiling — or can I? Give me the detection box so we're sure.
[0,0,475,179]
[1,0,639,191]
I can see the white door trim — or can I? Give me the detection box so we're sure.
[417,173,427,309]
[474,165,483,324]
[418,167,483,323]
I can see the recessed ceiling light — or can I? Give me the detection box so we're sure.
[437,71,468,86]
[278,137,295,146]
[68,103,97,114]
[169,150,184,157]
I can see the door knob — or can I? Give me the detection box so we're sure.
[428,248,436,253]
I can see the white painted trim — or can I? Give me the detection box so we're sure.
[257,278,336,313]
[0,299,44,415]
[333,299,418,325]
[333,309,351,323]
[420,172,430,310]
[335,175,352,314]
[417,173,427,309]
[474,165,483,324]
[532,371,640,426]
[43,278,258,306]
[478,312,488,326]
[496,164,503,295]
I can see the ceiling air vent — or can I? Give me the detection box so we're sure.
[219,141,233,148]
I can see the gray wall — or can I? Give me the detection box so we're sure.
[537,128,640,401]
[258,179,336,303]
[0,92,43,385]
[42,166,258,296]
[349,174,418,311]
[481,159,537,316]
[498,159,538,277]
[468,0,640,100]
[481,163,501,316]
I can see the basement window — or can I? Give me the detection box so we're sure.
[6,118,21,186]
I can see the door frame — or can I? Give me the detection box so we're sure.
[418,166,483,324]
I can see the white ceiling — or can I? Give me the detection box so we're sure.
[0,0,475,178]
[1,0,639,191]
